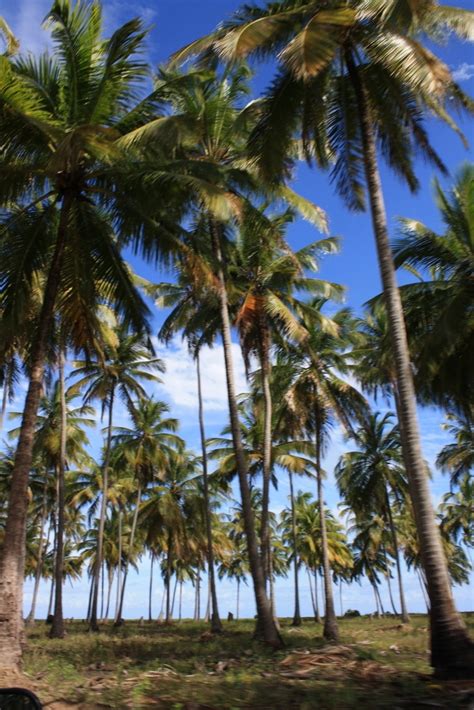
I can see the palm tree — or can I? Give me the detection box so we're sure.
[230,210,340,590]
[350,516,390,617]
[279,305,367,640]
[140,448,199,623]
[439,477,474,551]
[218,536,249,620]
[336,413,410,622]
[0,0,161,666]
[110,397,181,624]
[173,0,474,676]
[0,16,18,56]
[393,165,474,416]
[70,330,163,631]
[436,410,474,490]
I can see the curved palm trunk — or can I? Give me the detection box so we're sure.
[346,51,473,678]
[50,351,67,638]
[171,575,179,619]
[196,352,222,632]
[0,195,70,669]
[385,491,409,622]
[314,403,339,641]
[258,326,273,589]
[288,471,301,626]
[209,221,281,648]
[148,552,154,622]
[114,484,142,626]
[26,479,49,626]
[90,384,115,632]
[383,546,398,616]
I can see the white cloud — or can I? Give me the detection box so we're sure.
[452,63,474,82]
[154,337,248,413]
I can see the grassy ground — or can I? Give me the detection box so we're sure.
[17,614,474,709]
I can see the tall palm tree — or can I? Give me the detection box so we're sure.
[70,330,163,631]
[110,397,181,624]
[230,211,340,589]
[336,412,410,622]
[278,304,367,640]
[0,0,160,666]
[393,165,474,416]
[172,0,474,676]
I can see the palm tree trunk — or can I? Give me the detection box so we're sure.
[90,383,116,631]
[258,326,273,589]
[26,478,49,626]
[114,483,142,626]
[385,491,409,622]
[339,581,343,618]
[100,560,105,621]
[346,50,473,678]
[375,585,385,616]
[105,567,114,620]
[178,580,183,621]
[86,574,93,622]
[0,195,70,669]
[417,569,430,612]
[209,220,281,648]
[314,400,339,641]
[196,351,222,632]
[51,349,67,640]
[171,575,179,619]
[371,581,380,617]
[307,568,316,618]
[268,545,280,629]
[236,578,240,620]
[148,552,154,622]
[0,372,8,432]
[115,510,123,621]
[314,569,321,623]
[289,471,301,626]
[165,532,172,623]
[47,576,55,621]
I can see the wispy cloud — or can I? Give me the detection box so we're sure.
[153,337,248,413]
[452,62,474,82]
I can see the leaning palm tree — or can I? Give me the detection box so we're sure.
[336,412,410,622]
[172,0,474,676]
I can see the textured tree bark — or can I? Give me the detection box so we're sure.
[90,384,115,631]
[345,50,473,678]
[26,480,49,625]
[314,402,339,641]
[0,194,70,670]
[209,220,282,648]
[50,350,67,638]
[196,352,222,632]
[115,484,142,625]
[289,471,301,626]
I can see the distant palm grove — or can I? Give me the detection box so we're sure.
[0,0,473,683]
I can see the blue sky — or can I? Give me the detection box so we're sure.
[2,0,473,620]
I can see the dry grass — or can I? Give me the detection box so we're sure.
[14,614,474,709]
